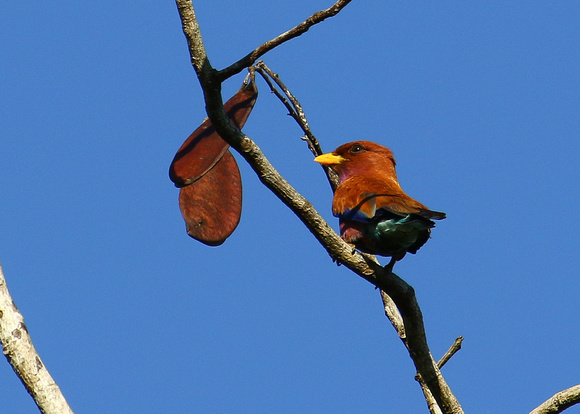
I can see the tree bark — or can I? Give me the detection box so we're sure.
[0,262,74,414]
[530,384,580,414]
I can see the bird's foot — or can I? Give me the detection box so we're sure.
[384,257,397,274]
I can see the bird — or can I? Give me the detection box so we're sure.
[314,140,445,271]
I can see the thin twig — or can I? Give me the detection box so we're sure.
[255,62,319,153]
[0,262,74,414]
[437,336,464,370]
[253,61,340,190]
[218,0,353,82]
[254,67,305,138]
[415,337,463,414]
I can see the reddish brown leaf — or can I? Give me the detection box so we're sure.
[178,150,242,246]
[169,80,258,187]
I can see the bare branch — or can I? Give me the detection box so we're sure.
[384,288,462,414]
[415,337,464,414]
[252,64,464,412]
[420,383,445,414]
[254,62,318,154]
[254,61,340,191]
[437,337,464,370]
[253,63,461,414]
[253,67,462,411]
[253,66,465,413]
[175,0,209,76]
[0,262,74,414]
[381,289,405,339]
[218,0,353,81]
[530,384,580,414]
[174,2,463,413]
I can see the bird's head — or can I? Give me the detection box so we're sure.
[314,141,398,183]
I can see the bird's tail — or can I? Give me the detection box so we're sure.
[418,209,446,220]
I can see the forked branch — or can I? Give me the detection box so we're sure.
[174,1,463,412]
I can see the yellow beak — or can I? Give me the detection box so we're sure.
[314,153,347,166]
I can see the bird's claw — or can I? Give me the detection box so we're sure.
[384,257,397,274]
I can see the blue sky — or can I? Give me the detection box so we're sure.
[1,1,580,413]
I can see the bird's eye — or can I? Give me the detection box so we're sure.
[349,143,365,154]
